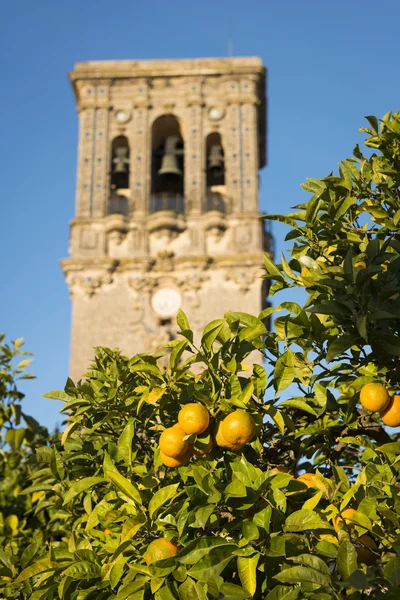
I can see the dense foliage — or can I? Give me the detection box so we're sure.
[1,113,400,599]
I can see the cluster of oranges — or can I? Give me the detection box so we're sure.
[158,403,256,468]
[360,382,400,427]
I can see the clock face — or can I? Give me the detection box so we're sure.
[114,109,131,124]
[151,288,181,318]
[208,106,224,121]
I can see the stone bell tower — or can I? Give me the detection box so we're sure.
[63,57,270,381]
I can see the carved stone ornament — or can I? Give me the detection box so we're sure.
[67,272,113,297]
[128,277,159,294]
[177,269,210,293]
[225,268,259,293]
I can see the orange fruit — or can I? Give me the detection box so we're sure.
[221,410,256,449]
[214,420,240,450]
[355,260,366,268]
[272,466,292,475]
[360,383,390,412]
[159,425,189,458]
[333,508,356,533]
[144,538,178,565]
[380,394,400,427]
[193,436,213,457]
[104,528,112,535]
[356,534,378,566]
[160,448,192,467]
[178,403,210,435]
[297,473,316,488]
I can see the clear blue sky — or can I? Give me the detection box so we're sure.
[1,0,399,430]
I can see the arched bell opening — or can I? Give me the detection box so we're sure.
[107,136,130,216]
[110,135,130,190]
[205,132,225,212]
[151,115,184,213]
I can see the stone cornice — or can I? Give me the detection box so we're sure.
[60,253,268,274]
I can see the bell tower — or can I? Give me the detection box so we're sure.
[63,57,270,381]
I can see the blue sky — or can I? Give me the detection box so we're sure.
[1,0,399,429]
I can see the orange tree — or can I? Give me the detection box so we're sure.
[3,113,400,599]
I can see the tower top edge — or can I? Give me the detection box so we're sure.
[69,56,266,81]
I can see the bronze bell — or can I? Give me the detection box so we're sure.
[208,144,224,171]
[158,135,182,176]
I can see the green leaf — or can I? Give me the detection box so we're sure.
[284,510,333,532]
[106,471,142,505]
[16,559,56,582]
[264,254,286,281]
[179,577,208,600]
[170,339,188,369]
[177,310,190,333]
[326,334,361,362]
[279,399,317,416]
[20,538,42,568]
[116,579,147,600]
[190,505,215,530]
[376,442,400,455]
[63,476,105,505]
[273,352,294,393]
[149,484,180,519]
[188,544,237,581]
[337,541,358,580]
[237,554,259,596]
[274,565,331,587]
[266,586,300,600]
[201,319,225,352]
[384,556,400,587]
[156,584,178,600]
[178,538,232,565]
[290,554,330,575]
[42,390,75,402]
[118,418,135,467]
[130,362,163,378]
[62,560,101,580]
[219,583,252,599]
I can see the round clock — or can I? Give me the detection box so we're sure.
[151,288,181,318]
[114,109,131,124]
[208,106,225,121]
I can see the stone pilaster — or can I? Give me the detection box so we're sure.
[240,101,259,213]
[75,107,95,217]
[185,100,203,215]
[92,107,110,218]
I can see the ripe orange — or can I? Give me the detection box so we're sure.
[221,410,256,449]
[333,508,356,533]
[178,403,210,435]
[214,420,240,451]
[360,383,390,412]
[159,425,189,458]
[297,473,316,488]
[193,437,213,457]
[144,538,178,565]
[380,394,400,427]
[160,448,192,467]
[104,528,112,535]
[272,466,292,475]
[356,534,378,566]
[355,260,366,269]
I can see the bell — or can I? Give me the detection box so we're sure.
[208,144,224,171]
[158,153,182,176]
[158,135,182,176]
